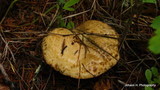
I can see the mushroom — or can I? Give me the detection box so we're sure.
[42,20,119,79]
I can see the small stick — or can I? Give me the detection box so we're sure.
[0,0,18,25]
[0,64,15,89]
[31,62,44,90]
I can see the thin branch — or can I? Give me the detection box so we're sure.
[0,0,18,25]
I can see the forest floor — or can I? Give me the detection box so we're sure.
[0,0,160,90]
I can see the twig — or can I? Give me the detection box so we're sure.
[0,33,16,63]
[82,64,96,77]
[0,0,18,25]
[82,35,119,61]
[45,5,59,32]
[0,64,15,89]
[42,69,52,90]
[31,62,44,90]
[62,10,90,19]
[118,80,126,86]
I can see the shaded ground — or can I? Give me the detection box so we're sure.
[0,0,160,90]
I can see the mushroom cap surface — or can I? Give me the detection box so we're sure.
[42,20,119,79]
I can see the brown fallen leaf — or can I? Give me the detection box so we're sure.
[94,79,111,90]
[0,84,10,90]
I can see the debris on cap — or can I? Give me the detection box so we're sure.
[42,20,120,79]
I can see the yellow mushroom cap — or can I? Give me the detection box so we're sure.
[42,20,120,79]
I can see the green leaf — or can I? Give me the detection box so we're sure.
[148,35,160,54]
[60,21,66,27]
[145,69,152,83]
[148,16,160,54]
[153,78,160,84]
[155,29,160,35]
[57,15,66,27]
[63,0,80,11]
[151,16,160,30]
[66,21,75,29]
[151,67,159,77]
[144,86,154,90]
[63,7,75,11]
[142,0,156,4]
[63,0,79,8]
[57,0,66,4]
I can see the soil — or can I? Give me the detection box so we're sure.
[0,0,160,90]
